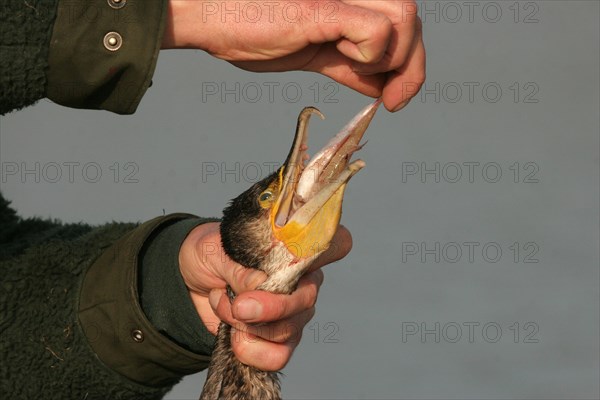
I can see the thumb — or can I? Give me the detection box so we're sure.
[221,262,268,295]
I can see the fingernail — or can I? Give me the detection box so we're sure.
[392,100,410,112]
[208,290,222,310]
[235,298,262,321]
[351,63,375,75]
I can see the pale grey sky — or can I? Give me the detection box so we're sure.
[1,1,598,399]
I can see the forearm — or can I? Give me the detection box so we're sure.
[161,0,193,49]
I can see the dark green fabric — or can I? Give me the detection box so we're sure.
[0,0,167,115]
[140,217,218,356]
[46,0,168,113]
[78,213,212,387]
[0,194,92,262]
[0,0,59,114]
[0,193,214,397]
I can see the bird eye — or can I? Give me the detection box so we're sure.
[258,190,275,209]
[259,191,272,202]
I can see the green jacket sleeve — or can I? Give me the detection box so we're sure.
[46,0,168,114]
[79,213,214,386]
[0,0,167,115]
[0,193,216,398]
[0,0,59,114]
[139,217,219,356]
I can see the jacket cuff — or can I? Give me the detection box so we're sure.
[140,217,218,356]
[78,214,212,387]
[46,0,167,114]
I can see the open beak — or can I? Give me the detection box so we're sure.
[270,99,382,258]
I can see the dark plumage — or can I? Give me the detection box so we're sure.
[201,172,285,400]
[220,172,279,270]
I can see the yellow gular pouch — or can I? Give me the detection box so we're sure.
[273,184,347,260]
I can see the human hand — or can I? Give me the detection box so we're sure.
[162,0,425,112]
[178,222,352,371]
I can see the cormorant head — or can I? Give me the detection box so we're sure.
[221,100,381,290]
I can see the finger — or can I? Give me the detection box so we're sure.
[244,308,315,344]
[299,43,386,97]
[231,328,296,371]
[343,0,417,74]
[210,289,315,343]
[217,224,349,295]
[183,223,267,295]
[216,258,268,295]
[307,225,353,273]
[210,227,349,324]
[208,288,233,323]
[382,17,426,112]
[231,270,324,324]
[313,2,394,63]
[234,43,387,98]
[192,290,221,335]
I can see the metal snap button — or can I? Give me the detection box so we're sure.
[131,329,144,343]
[107,0,126,9]
[103,32,123,51]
